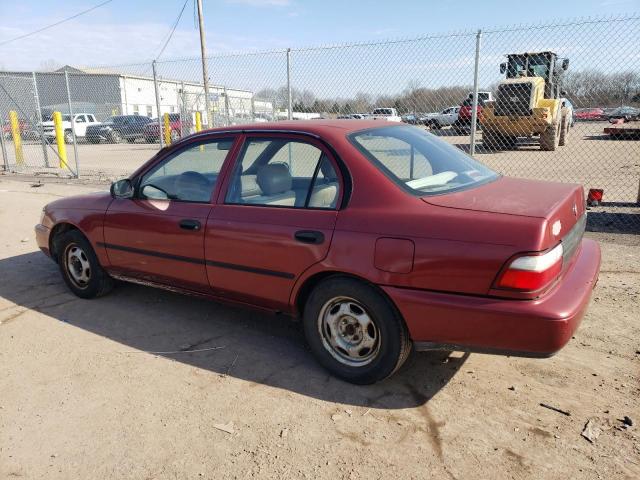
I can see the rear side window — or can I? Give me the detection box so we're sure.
[225,138,340,209]
[349,125,498,196]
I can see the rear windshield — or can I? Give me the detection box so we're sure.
[348,125,498,196]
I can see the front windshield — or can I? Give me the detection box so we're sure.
[348,125,498,196]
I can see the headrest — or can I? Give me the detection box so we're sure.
[257,163,292,195]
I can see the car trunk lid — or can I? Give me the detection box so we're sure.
[423,176,586,250]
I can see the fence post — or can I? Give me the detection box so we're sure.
[223,86,230,126]
[64,71,79,177]
[180,81,186,136]
[32,72,50,167]
[286,48,292,120]
[0,117,8,170]
[152,60,163,149]
[469,29,482,157]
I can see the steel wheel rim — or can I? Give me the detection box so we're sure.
[317,296,381,367]
[64,244,91,289]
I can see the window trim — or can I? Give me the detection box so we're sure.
[134,136,237,205]
[221,134,343,211]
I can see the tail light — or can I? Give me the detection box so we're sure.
[496,243,563,292]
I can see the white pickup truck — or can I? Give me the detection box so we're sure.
[370,107,402,122]
[420,106,460,129]
[41,113,100,144]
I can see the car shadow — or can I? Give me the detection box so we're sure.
[586,210,640,234]
[0,251,468,409]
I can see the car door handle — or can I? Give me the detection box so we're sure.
[179,219,201,231]
[294,230,324,244]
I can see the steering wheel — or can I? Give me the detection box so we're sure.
[175,171,210,202]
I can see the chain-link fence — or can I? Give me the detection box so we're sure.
[1,15,638,228]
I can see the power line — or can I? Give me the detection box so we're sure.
[0,0,114,48]
[154,0,191,61]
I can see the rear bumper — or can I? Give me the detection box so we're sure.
[383,239,601,357]
[35,223,51,257]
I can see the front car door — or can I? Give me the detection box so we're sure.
[102,136,237,293]
[205,133,344,310]
[74,115,87,137]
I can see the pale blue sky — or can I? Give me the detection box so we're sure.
[0,0,638,70]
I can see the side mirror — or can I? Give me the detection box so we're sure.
[110,179,134,199]
[562,59,569,70]
[500,63,507,74]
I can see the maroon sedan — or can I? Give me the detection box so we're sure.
[35,120,600,384]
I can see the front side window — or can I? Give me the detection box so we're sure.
[139,138,234,203]
[225,138,340,209]
[349,125,498,196]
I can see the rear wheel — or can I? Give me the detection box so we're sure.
[540,119,560,151]
[63,130,74,144]
[110,131,122,143]
[429,121,441,130]
[303,277,411,384]
[55,230,114,299]
[482,129,501,150]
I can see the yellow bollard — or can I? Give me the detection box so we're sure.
[195,112,203,151]
[53,112,68,169]
[163,112,171,145]
[9,110,24,165]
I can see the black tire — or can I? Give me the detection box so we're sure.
[126,137,136,143]
[63,130,74,144]
[430,121,441,130]
[482,130,500,150]
[302,277,411,384]
[55,230,114,299]
[87,137,100,144]
[110,131,122,143]
[559,109,569,147]
[540,119,560,151]
[170,130,180,143]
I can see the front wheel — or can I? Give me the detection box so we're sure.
[56,230,114,299]
[303,277,411,384]
[110,131,122,143]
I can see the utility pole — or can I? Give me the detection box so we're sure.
[196,0,211,128]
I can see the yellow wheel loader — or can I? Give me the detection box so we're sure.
[482,51,571,151]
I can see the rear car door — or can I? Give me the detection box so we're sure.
[205,133,344,310]
[102,136,237,292]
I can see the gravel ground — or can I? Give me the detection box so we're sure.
[0,178,638,480]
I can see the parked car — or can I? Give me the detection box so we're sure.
[562,99,575,127]
[1,117,29,140]
[574,108,607,122]
[40,113,100,144]
[454,97,484,132]
[86,115,153,143]
[35,120,600,384]
[370,107,402,122]
[420,106,460,129]
[607,106,640,123]
[401,113,420,124]
[143,113,191,143]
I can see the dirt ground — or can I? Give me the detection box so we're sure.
[4,120,640,202]
[0,177,638,480]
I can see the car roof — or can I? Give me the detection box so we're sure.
[197,119,402,137]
